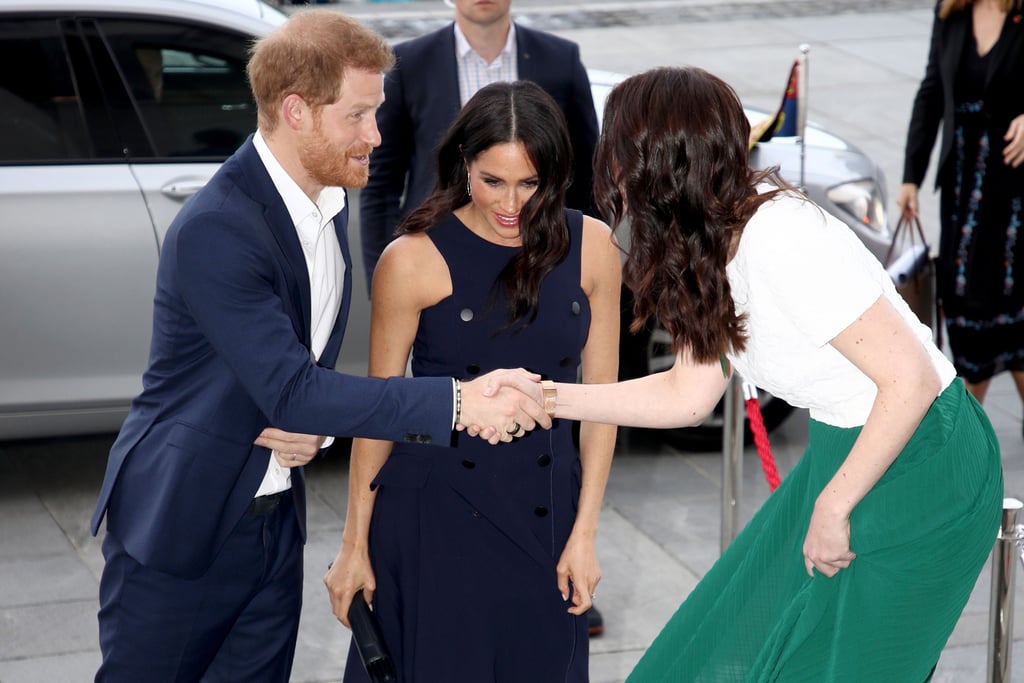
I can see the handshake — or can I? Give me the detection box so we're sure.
[456,368,553,445]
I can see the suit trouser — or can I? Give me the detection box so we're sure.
[96,491,303,683]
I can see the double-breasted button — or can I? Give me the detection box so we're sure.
[460,308,474,322]
[571,301,581,315]
[536,453,551,467]
[471,510,482,518]
[466,363,481,375]
[462,459,476,469]
[534,506,549,518]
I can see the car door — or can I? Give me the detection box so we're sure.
[94,15,374,377]
[0,16,158,439]
[93,17,258,246]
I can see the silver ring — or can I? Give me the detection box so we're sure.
[507,422,521,436]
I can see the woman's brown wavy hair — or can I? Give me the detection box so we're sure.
[594,66,785,363]
[400,81,573,331]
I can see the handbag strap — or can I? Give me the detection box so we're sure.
[886,214,944,349]
[884,214,929,264]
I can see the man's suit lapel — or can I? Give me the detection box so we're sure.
[435,25,462,115]
[237,139,313,347]
[515,24,539,80]
[320,200,352,366]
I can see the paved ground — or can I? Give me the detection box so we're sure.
[3,1,1024,682]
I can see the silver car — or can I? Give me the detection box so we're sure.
[0,0,894,448]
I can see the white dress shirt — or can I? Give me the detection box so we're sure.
[252,130,346,497]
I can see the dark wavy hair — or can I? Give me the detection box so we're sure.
[400,80,573,330]
[594,66,786,363]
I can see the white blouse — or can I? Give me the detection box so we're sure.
[725,190,954,428]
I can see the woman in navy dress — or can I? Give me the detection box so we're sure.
[326,81,621,682]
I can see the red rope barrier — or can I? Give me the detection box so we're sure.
[743,382,780,492]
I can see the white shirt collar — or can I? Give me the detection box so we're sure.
[252,130,346,227]
[453,21,517,64]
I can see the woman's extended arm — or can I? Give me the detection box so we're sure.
[556,217,620,615]
[543,350,730,429]
[801,294,942,577]
[324,234,450,626]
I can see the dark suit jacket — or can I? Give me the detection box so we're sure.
[359,22,600,286]
[903,1,1024,190]
[90,137,453,579]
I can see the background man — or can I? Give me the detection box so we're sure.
[90,11,547,682]
[358,0,600,290]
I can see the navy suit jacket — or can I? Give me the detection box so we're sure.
[91,137,453,579]
[359,22,600,286]
[903,1,1024,190]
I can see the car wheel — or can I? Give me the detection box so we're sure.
[618,292,794,452]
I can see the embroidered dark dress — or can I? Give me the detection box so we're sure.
[939,14,1024,382]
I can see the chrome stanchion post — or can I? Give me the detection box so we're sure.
[721,374,743,553]
[988,497,1024,682]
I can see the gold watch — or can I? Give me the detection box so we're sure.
[540,380,557,417]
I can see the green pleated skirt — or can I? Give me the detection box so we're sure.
[627,379,1003,683]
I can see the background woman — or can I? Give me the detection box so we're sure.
[518,66,1002,681]
[897,0,1024,430]
[325,81,621,681]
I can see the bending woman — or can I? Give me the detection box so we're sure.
[518,66,1003,681]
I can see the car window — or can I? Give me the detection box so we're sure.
[97,19,256,160]
[0,18,91,162]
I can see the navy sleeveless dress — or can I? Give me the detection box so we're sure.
[343,210,592,683]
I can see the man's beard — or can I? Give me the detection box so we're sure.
[300,122,372,189]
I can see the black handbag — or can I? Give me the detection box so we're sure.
[348,589,398,682]
[885,214,942,346]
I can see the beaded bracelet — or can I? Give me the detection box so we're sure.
[454,378,462,425]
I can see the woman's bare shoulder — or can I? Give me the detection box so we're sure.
[374,232,451,306]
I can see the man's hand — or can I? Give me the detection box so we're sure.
[458,369,550,444]
[253,428,325,468]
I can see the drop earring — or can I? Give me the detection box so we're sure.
[466,173,472,198]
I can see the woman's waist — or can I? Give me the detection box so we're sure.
[379,428,578,484]
[807,377,986,479]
